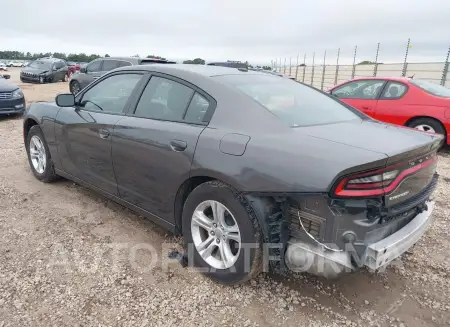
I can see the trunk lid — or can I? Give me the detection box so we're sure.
[300,119,443,205]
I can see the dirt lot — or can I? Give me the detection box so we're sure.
[1,67,449,327]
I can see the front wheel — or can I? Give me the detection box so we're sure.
[39,76,45,84]
[182,181,262,285]
[70,80,81,94]
[25,126,59,183]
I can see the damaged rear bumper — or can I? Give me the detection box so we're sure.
[285,201,434,277]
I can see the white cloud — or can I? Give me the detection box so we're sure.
[1,0,449,65]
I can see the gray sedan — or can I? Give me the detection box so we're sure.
[23,64,443,284]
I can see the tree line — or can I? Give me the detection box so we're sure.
[0,50,274,70]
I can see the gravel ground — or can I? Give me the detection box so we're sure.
[0,68,449,326]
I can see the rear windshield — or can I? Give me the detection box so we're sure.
[214,74,362,127]
[410,79,450,98]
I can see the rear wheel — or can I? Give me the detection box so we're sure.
[25,126,59,183]
[407,118,445,136]
[182,181,262,285]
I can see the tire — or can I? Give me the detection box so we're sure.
[70,80,81,95]
[407,118,445,136]
[25,125,59,183]
[39,76,45,84]
[182,181,262,285]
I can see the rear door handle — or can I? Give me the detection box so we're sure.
[170,139,187,152]
[361,106,372,110]
[99,128,110,139]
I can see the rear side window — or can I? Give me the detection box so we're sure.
[184,93,210,124]
[117,60,132,68]
[102,60,119,71]
[410,79,450,98]
[380,82,407,99]
[134,76,194,121]
[215,74,361,127]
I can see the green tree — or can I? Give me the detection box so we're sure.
[183,58,205,65]
[105,54,110,57]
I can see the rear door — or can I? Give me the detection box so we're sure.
[373,81,409,125]
[55,71,145,195]
[112,73,215,223]
[331,79,386,117]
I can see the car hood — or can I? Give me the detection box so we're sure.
[22,67,49,75]
[297,119,443,163]
[0,79,19,92]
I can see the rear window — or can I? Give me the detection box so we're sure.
[214,74,362,127]
[410,80,450,98]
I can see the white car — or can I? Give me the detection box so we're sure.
[0,62,7,71]
[7,61,24,67]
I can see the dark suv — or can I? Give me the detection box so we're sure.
[20,58,68,84]
[69,57,176,94]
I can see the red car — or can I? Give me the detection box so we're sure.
[329,77,450,145]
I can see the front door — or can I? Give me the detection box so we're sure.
[112,74,213,223]
[331,79,385,118]
[54,72,144,195]
[372,81,409,125]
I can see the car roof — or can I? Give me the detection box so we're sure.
[36,57,64,63]
[115,63,266,77]
[345,76,411,83]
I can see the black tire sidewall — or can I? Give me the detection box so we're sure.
[409,118,445,135]
[182,182,261,285]
[25,126,55,182]
[70,81,80,94]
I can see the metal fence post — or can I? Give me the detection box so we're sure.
[295,54,299,81]
[334,48,340,86]
[440,45,450,86]
[302,53,306,83]
[283,58,287,74]
[311,52,315,86]
[321,50,327,90]
[373,42,380,77]
[289,58,292,76]
[351,46,357,79]
[402,38,411,77]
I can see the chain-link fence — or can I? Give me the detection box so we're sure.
[275,40,450,90]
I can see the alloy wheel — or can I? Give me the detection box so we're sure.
[29,135,47,174]
[191,200,241,269]
[414,124,436,133]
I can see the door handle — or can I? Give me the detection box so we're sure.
[362,106,372,110]
[99,128,110,139]
[170,139,187,152]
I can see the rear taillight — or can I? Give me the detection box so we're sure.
[333,154,438,197]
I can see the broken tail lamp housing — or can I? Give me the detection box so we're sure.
[333,154,438,197]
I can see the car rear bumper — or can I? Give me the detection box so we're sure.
[0,97,26,115]
[285,200,434,277]
[363,200,434,270]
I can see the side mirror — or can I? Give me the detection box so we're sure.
[56,93,75,107]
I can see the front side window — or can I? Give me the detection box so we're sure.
[215,74,362,127]
[410,79,450,98]
[80,74,142,114]
[332,80,385,99]
[86,60,102,73]
[134,76,194,121]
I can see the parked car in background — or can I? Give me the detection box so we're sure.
[20,58,68,84]
[329,77,450,146]
[23,65,443,284]
[0,62,7,71]
[69,56,176,94]
[207,61,247,69]
[0,74,25,115]
[66,61,81,79]
[7,61,25,67]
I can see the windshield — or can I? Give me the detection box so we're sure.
[410,79,450,98]
[214,74,362,127]
[28,61,52,70]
